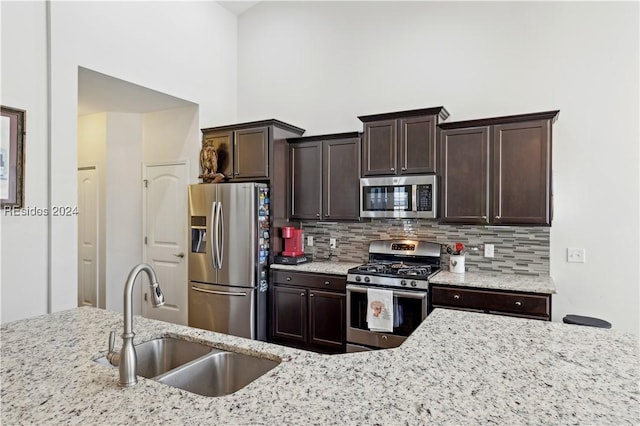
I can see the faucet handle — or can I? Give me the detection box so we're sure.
[107,330,120,366]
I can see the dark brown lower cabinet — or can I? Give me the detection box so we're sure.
[270,271,346,353]
[430,285,551,321]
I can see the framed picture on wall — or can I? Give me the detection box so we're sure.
[1,105,26,208]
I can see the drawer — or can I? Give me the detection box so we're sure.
[272,270,346,293]
[431,286,550,318]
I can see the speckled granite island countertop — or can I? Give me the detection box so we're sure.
[431,271,557,294]
[2,307,637,424]
[270,261,362,275]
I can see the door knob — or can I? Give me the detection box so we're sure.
[174,253,185,258]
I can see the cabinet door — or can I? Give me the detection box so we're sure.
[440,127,490,224]
[234,127,269,179]
[323,138,360,220]
[289,142,322,220]
[272,286,307,343]
[399,115,437,174]
[362,120,397,176]
[308,289,345,351]
[492,120,551,225]
[202,131,233,178]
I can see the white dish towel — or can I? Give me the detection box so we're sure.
[366,288,394,332]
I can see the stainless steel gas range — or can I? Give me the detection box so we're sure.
[346,239,441,352]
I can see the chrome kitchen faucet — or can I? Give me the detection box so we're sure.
[107,263,165,387]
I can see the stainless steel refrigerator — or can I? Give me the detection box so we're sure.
[188,182,270,340]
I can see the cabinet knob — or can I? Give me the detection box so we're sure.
[382,335,388,340]
[482,216,487,221]
[316,213,320,217]
[390,167,395,172]
[300,292,305,297]
[515,301,522,306]
[325,214,330,217]
[310,293,314,297]
[286,276,291,281]
[401,167,407,171]
[495,215,501,220]
[324,281,330,285]
[453,294,460,300]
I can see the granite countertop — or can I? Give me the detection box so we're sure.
[2,307,638,424]
[270,261,362,276]
[271,262,556,294]
[431,271,557,294]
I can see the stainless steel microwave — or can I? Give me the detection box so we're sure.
[360,175,438,219]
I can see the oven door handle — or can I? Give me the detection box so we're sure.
[346,285,427,300]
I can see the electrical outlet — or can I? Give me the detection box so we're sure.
[307,236,314,247]
[329,238,337,249]
[484,244,494,258]
[567,248,586,263]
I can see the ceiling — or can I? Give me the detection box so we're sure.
[218,1,259,15]
[77,67,195,116]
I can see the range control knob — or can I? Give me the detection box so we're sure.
[364,276,371,283]
[401,280,407,286]
[411,281,417,287]
[355,276,361,282]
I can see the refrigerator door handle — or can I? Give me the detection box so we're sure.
[191,286,247,297]
[211,201,218,269]
[216,201,224,269]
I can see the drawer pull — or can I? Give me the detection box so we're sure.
[453,294,460,300]
[515,301,522,306]
[286,276,292,281]
[324,281,330,285]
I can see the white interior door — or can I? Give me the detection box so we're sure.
[78,166,98,307]
[143,162,188,325]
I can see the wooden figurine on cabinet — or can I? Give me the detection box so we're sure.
[199,140,225,183]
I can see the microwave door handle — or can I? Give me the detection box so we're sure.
[411,185,417,213]
[216,201,224,269]
[210,201,218,269]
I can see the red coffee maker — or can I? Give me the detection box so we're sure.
[281,226,304,257]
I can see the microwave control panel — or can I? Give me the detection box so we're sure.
[416,184,433,212]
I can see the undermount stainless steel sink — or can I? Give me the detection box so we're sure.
[95,337,280,397]
[156,351,280,397]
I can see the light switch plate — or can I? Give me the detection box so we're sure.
[484,244,494,258]
[329,238,337,249]
[567,248,586,263]
[307,236,314,247]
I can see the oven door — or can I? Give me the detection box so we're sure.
[346,284,428,349]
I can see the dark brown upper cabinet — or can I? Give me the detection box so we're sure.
[288,132,361,221]
[201,120,304,181]
[358,107,449,176]
[201,119,305,258]
[439,110,559,226]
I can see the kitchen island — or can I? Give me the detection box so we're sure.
[1,307,638,424]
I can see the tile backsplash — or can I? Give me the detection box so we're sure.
[299,220,549,276]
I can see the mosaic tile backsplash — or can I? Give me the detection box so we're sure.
[299,220,549,276]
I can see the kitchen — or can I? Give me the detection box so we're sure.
[1,1,638,424]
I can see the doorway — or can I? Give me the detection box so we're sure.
[142,161,189,325]
[77,166,99,307]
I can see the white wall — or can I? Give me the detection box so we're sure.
[237,2,640,334]
[105,113,144,314]
[1,1,238,323]
[143,105,200,182]
[0,1,49,323]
